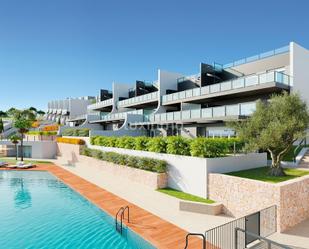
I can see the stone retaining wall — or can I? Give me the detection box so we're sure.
[208,173,309,232]
[56,143,167,189]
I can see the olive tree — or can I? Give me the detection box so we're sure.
[230,93,309,176]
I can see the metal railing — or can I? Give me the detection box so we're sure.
[115,206,130,235]
[117,91,158,108]
[223,45,289,69]
[162,71,292,104]
[204,206,277,249]
[294,137,307,162]
[184,233,206,249]
[143,102,256,123]
[235,228,291,249]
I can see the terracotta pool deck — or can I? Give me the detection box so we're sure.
[1,164,208,249]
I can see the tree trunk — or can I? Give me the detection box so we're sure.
[15,144,17,161]
[20,134,24,162]
[269,151,286,176]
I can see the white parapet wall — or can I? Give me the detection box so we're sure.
[85,142,266,198]
[0,140,57,159]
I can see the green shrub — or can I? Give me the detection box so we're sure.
[127,156,139,167]
[26,131,57,136]
[91,149,104,160]
[123,137,136,149]
[190,137,228,158]
[225,137,245,153]
[80,147,167,173]
[166,136,190,155]
[137,157,167,173]
[90,136,97,145]
[147,137,167,153]
[62,128,89,137]
[134,137,150,151]
[115,137,127,148]
[89,135,245,158]
[94,136,106,146]
[62,129,74,136]
[104,137,117,147]
[80,146,92,156]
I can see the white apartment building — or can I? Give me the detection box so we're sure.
[56,42,309,137]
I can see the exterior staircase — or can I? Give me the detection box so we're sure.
[298,151,309,169]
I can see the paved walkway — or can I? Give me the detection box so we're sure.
[1,164,212,249]
[53,158,232,233]
[269,219,309,249]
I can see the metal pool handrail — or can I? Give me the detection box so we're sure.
[115,206,130,235]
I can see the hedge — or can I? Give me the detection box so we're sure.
[62,128,90,137]
[57,137,85,145]
[42,125,59,131]
[90,136,244,158]
[80,147,167,173]
[27,131,57,136]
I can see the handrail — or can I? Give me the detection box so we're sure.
[294,137,307,162]
[235,227,292,249]
[115,206,130,235]
[184,233,206,249]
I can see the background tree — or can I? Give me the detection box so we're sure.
[6,108,17,117]
[230,93,309,176]
[0,118,3,140]
[37,110,45,116]
[0,111,7,117]
[29,107,37,113]
[10,135,20,160]
[12,109,36,161]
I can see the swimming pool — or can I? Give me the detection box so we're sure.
[0,170,155,249]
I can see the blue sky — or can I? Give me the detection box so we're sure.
[0,0,309,111]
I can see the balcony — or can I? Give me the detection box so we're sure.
[87,98,113,110]
[162,71,291,105]
[118,92,158,108]
[223,45,289,69]
[141,102,256,124]
[96,109,144,122]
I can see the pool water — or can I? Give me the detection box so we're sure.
[0,171,155,249]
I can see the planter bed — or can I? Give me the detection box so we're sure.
[56,143,167,189]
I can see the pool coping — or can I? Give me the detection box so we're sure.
[0,164,206,249]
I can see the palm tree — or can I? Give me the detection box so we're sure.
[12,109,35,161]
[10,135,20,160]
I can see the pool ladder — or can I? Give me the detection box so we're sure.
[184,233,206,249]
[115,206,130,235]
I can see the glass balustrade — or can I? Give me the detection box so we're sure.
[223,45,289,69]
[88,98,113,110]
[141,102,256,123]
[162,71,291,104]
[118,91,158,107]
[100,109,143,121]
[240,102,256,116]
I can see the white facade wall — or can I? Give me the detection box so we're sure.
[81,139,266,198]
[291,42,309,105]
[0,140,57,159]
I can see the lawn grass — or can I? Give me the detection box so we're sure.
[226,167,309,183]
[157,187,215,204]
[0,157,53,165]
